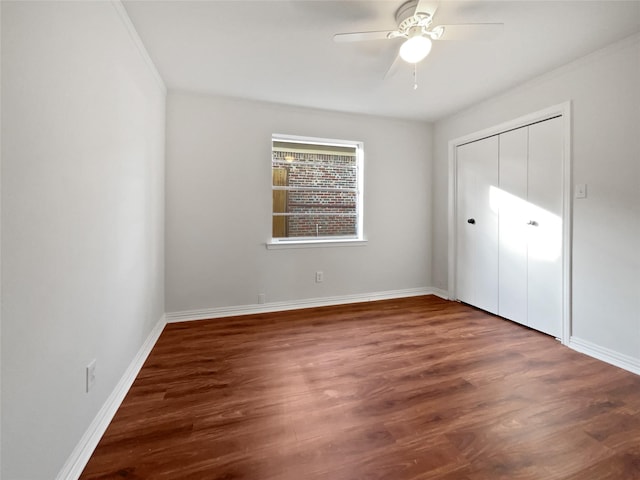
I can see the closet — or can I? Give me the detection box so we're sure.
[455,116,563,338]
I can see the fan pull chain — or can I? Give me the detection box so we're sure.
[413,63,418,90]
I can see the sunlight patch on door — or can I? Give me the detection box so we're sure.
[489,186,561,262]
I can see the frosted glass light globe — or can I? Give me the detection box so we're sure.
[399,35,432,63]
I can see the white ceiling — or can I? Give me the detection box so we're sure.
[122,0,640,122]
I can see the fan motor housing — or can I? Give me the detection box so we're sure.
[396,0,433,35]
[395,0,419,23]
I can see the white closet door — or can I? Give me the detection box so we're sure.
[498,127,529,325]
[527,117,563,337]
[456,136,499,314]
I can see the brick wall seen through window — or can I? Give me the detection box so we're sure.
[272,136,363,241]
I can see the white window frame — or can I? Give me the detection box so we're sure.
[267,133,366,249]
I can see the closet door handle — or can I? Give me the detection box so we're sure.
[467,218,476,224]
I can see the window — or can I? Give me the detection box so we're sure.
[271,134,364,245]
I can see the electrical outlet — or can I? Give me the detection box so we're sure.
[86,359,96,393]
[258,293,266,304]
[316,271,324,283]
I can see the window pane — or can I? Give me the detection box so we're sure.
[273,152,356,190]
[286,190,356,210]
[292,164,355,190]
[274,214,357,238]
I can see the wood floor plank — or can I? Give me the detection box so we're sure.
[80,296,640,480]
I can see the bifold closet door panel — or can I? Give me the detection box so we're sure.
[498,127,529,325]
[527,116,563,337]
[456,136,499,314]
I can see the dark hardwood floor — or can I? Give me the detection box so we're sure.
[80,295,640,480]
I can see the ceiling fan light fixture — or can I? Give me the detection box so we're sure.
[399,35,432,63]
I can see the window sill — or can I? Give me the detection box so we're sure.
[266,238,368,250]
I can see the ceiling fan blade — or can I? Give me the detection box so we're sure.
[433,23,504,41]
[384,54,403,80]
[415,0,439,18]
[333,30,396,43]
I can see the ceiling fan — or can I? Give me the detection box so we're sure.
[334,0,503,77]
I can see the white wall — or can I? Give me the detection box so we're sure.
[0,3,3,476]
[1,2,166,479]
[433,34,640,366]
[166,92,432,314]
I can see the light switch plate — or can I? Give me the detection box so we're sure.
[575,184,587,199]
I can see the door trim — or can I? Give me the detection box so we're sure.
[447,101,572,345]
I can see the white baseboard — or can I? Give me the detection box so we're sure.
[429,287,449,300]
[569,336,640,376]
[166,287,444,323]
[55,315,167,480]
